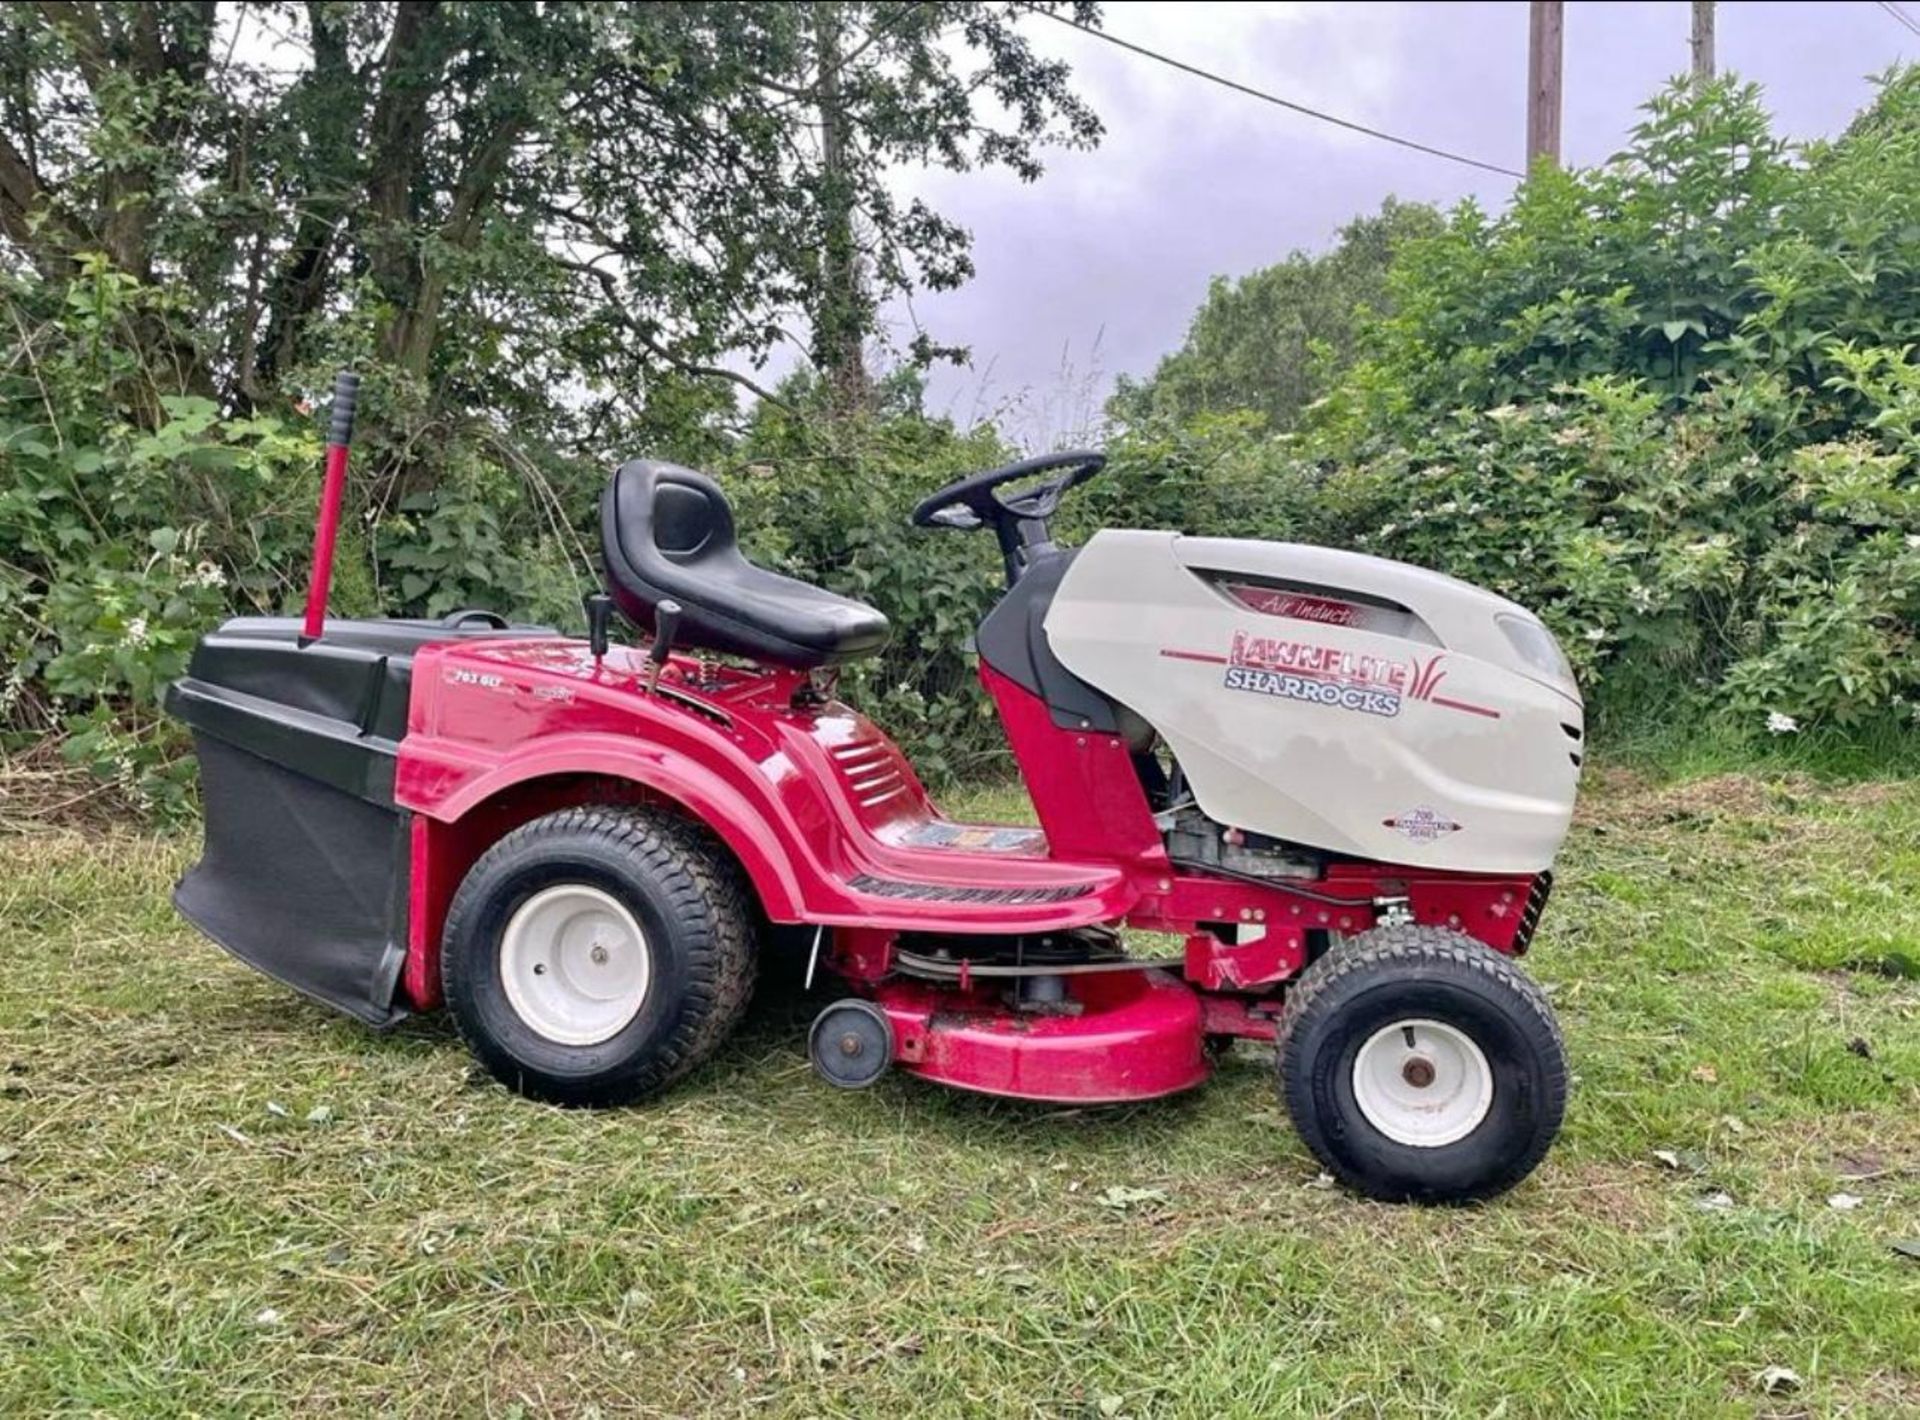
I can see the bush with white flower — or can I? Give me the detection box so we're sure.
[1105,74,1920,735]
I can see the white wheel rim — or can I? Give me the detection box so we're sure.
[1351,1018,1494,1148]
[499,884,652,1046]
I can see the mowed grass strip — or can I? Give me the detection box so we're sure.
[0,769,1915,1417]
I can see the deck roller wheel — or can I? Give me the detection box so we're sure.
[808,999,894,1089]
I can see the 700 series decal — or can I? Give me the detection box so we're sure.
[1158,633,1501,721]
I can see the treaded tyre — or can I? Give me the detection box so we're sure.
[442,805,756,1107]
[1276,925,1566,1204]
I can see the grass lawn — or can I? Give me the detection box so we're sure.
[1,764,1916,1416]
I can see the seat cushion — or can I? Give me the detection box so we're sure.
[600,459,891,669]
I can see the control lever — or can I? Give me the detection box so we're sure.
[582,592,613,663]
[645,599,681,695]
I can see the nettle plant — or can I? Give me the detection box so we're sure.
[729,378,1016,784]
[1341,374,1919,727]
[1723,349,1920,727]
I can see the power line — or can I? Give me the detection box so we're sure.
[1018,5,1525,180]
[1877,1,1920,37]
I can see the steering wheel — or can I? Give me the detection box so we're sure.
[909,450,1106,533]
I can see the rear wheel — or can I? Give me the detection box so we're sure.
[442,806,756,1106]
[1276,925,1566,1203]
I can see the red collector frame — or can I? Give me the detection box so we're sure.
[388,631,1544,1104]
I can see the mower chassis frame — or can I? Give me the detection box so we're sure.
[391,635,1543,1103]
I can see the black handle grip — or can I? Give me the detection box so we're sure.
[582,592,612,659]
[326,370,361,447]
[650,600,682,664]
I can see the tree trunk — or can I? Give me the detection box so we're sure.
[255,1,365,393]
[391,115,523,380]
[812,2,870,413]
[1690,1,1716,93]
[0,130,79,281]
[363,2,447,376]
[22,1,220,414]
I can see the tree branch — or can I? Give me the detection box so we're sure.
[0,125,89,280]
[552,254,789,408]
[256,0,361,386]
[444,114,523,246]
[33,2,111,94]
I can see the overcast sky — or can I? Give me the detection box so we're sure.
[869,0,1915,443]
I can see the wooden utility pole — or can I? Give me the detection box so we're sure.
[1690,0,1716,91]
[1526,1,1564,168]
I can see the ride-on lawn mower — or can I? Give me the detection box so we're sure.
[168,371,1583,1203]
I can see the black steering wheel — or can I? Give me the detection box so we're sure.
[909,450,1106,532]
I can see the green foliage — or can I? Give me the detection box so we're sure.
[1117,71,1920,741]
[2,3,1104,808]
[10,43,1919,815]
[1356,81,1797,412]
[1109,199,1442,432]
[731,372,1015,782]
[0,2,1100,443]
[2,261,324,811]
[1340,378,1917,729]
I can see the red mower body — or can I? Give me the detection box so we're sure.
[384,635,1546,1103]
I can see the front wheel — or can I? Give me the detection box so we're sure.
[1276,925,1567,1203]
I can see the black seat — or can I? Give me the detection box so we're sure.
[600,459,891,668]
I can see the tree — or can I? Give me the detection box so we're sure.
[1108,198,1441,432]
[1107,71,1920,736]
[0,1,1104,803]
[0,1,1102,444]
[770,2,1103,412]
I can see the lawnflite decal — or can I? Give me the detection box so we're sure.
[1222,631,1406,717]
[1158,639,1503,721]
[1405,653,1501,720]
[1383,806,1463,843]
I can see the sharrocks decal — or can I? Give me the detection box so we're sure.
[1221,630,1406,717]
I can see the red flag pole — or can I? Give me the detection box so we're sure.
[301,370,360,644]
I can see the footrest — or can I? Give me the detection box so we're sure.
[846,873,1096,905]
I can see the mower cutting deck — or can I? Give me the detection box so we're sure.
[169,371,1582,1202]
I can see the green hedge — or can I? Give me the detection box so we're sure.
[5,75,1917,815]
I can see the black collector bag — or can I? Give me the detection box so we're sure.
[166,613,535,1025]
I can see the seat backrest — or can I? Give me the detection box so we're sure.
[646,464,737,561]
[600,459,741,633]
[601,457,892,667]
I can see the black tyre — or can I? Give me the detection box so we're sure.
[1276,925,1566,1204]
[442,805,756,1107]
